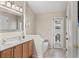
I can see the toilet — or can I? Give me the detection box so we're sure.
[42,40,48,54]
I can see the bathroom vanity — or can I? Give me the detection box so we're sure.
[0,40,33,58]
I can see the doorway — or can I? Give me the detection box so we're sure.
[52,17,65,48]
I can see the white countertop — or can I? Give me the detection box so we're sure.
[0,35,33,51]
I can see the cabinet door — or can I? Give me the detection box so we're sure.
[23,42,29,58]
[14,44,22,58]
[28,40,33,57]
[29,46,32,57]
[0,48,13,58]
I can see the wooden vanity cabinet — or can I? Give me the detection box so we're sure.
[0,48,13,58]
[0,40,33,58]
[13,44,23,58]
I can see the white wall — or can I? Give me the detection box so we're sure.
[71,1,78,57]
[35,11,65,48]
[25,4,36,35]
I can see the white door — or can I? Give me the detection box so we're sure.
[66,18,73,57]
[65,2,73,57]
[66,1,77,58]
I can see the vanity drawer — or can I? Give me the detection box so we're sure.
[23,42,29,58]
[13,44,23,58]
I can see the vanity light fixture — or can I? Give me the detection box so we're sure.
[0,1,23,16]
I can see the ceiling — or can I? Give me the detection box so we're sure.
[27,1,67,14]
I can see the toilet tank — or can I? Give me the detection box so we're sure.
[43,40,48,54]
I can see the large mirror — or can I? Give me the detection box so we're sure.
[0,11,23,32]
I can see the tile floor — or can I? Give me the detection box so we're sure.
[44,48,66,58]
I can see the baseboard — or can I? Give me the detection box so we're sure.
[32,55,38,58]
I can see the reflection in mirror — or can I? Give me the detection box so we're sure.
[0,11,23,32]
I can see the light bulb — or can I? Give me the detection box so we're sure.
[12,4,16,9]
[16,6,19,11]
[6,2,11,7]
[20,8,23,12]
